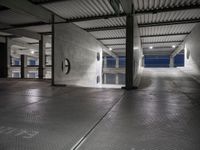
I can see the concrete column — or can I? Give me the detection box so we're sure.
[142,55,145,67]
[7,38,12,78]
[0,38,8,78]
[103,56,107,84]
[125,14,134,89]
[21,55,27,78]
[169,56,174,68]
[104,56,107,68]
[21,55,25,78]
[116,57,119,84]
[52,15,55,85]
[39,35,45,79]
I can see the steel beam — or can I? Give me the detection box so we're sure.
[140,33,190,38]
[139,19,200,27]
[85,25,126,32]
[142,41,183,44]
[97,37,126,40]
[105,44,125,46]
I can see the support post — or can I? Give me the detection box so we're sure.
[21,55,25,78]
[125,14,134,89]
[51,15,55,85]
[103,56,107,84]
[39,35,44,79]
[116,57,119,84]
[0,38,8,78]
[169,56,174,68]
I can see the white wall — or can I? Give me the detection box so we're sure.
[183,23,200,79]
[133,16,143,87]
[54,23,103,87]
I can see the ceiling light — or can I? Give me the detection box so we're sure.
[172,45,176,48]
[109,47,112,51]
[149,46,153,49]
[30,50,35,54]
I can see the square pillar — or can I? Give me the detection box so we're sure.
[21,55,27,78]
[103,56,107,84]
[125,14,134,89]
[169,56,174,67]
[116,57,119,84]
[39,35,45,79]
[0,38,8,78]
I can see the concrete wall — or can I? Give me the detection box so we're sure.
[54,23,103,87]
[133,17,143,87]
[182,23,200,80]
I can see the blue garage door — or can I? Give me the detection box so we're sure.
[145,55,170,67]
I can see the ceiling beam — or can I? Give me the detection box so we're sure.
[135,4,200,15]
[0,13,126,31]
[30,0,72,5]
[67,13,126,22]
[97,33,190,40]
[0,0,63,23]
[97,37,125,40]
[139,18,200,27]
[0,22,41,40]
[85,25,126,32]
[105,43,125,46]
[141,33,190,38]
[142,41,183,44]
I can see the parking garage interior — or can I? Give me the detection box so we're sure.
[0,0,200,149]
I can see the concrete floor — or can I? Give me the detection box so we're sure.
[0,68,200,150]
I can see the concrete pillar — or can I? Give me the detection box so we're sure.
[103,56,107,84]
[52,15,55,85]
[125,14,134,89]
[39,35,45,79]
[169,56,174,68]
[0,38,8,78]
[21,55,25,78]
[116,57,119,84]
[21,55,27,78]
[142,55,145,67]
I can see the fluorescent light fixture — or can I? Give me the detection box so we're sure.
[172,45,176,48]
[149,46,153,49]
[109,47,112,51]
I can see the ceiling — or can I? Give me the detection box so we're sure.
[0,0,200,56]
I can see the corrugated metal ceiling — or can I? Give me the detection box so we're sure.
[74,17,126,29]
[0,0,199,52]
[133,0,200,11]
[139,24,196,36]
[90,29,126,39]
[137,9,200,24]
[101,39,125,45]
[141,35,186,43]
[43,0,123,19]
[142,42,182,48]
[0,10,40,25]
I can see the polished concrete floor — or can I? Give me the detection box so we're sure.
[0,68,200,150]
